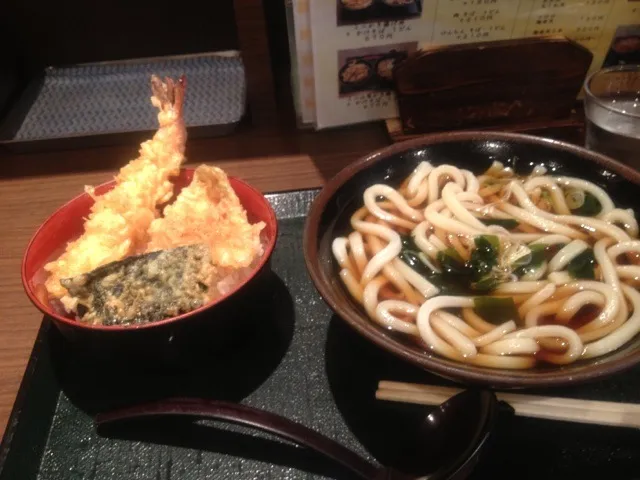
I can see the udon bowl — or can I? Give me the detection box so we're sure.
[304,131,640,388]
[22,168,278,362]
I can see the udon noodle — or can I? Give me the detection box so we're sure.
[333,161,640,369]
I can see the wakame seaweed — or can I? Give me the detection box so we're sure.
[514,243,548,278]
[399,234,503,294]
[399,249,432,278]
[482,218,519,230]
[567,248,596,279]
[473,297,520,325]
[571,192,602,217]
[468,235,501,291]
[399,235,440,282]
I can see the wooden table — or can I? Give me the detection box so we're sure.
[0,121,390,436]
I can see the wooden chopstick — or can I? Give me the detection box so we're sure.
[376,381,640,429]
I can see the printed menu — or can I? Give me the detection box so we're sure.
[286,0,316,126]
[286,0,640,129]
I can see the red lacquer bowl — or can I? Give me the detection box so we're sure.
[21,168,278,357]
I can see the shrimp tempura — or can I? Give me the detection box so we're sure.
[146,165,265,269]
[45,75,188,303]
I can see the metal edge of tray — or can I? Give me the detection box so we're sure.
[0,122,245,154]
[0,52,246,154]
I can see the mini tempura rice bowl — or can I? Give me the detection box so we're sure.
[304,131,640,388]
[22,168,278,359]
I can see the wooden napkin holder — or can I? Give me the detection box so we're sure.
[389,36,593,144]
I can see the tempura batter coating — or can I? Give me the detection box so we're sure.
[146,165,265,269]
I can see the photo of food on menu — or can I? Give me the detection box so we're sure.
[338,42,418,96]
[337,0,423,26]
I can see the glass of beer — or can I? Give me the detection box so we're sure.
[584,65,640,169]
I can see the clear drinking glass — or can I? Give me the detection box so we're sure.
[584,65,640,169]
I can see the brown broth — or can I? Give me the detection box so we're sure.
[538,315,556,326]
[568,304,601,330]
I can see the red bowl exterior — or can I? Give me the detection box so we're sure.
[21,168,278,336]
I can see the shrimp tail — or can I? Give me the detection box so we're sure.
[150,74,186,116]
[174,75,186,117]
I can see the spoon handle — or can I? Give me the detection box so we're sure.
[95,398,378,480]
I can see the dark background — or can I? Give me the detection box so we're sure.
[0,0,290,122]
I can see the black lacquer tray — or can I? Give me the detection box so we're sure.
[1,189,639,480]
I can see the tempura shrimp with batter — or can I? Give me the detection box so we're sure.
[44,75,187,305]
